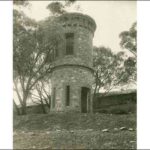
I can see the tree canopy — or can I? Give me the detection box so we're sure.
[13,4,64,114]
[93,46,136,97]
[119,22,137,56]
[13,0,29,6]
[46,0,77,15]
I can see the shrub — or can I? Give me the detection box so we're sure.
[94,103,136,114]
[109,108,128,114]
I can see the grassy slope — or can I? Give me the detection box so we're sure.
[14,113,136,149]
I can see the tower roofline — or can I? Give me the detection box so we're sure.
[57,12,97,33]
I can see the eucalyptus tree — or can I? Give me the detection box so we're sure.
[119,22,137,57]
[46,0,77,15]
[13,0,79,115]
[93,46,135,101]
[30,77,51,114]
[13,6,64,115]
[119,22,137,84]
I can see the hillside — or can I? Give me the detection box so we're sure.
[14,113,136,149]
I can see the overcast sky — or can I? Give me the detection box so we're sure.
[22,1,136,55]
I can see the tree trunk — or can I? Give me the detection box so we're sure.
[13,100,20,115]
[21,106,26,115]
[44,97,51,109]
[92,84,98,111]
[21,92,29,115]
[40,99,47,114]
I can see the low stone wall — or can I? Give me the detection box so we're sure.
[13,105,50,115]
[93,92,136,113]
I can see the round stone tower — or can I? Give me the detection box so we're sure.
[50,13,96,112]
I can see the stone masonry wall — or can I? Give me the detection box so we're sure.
[53,27,93,68]
[51,67,94,112]
[53,13,96,68]
[50,13,96,112]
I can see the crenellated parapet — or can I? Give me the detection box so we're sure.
[57,13,96,35]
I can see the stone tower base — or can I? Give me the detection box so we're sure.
[51,65,94,113]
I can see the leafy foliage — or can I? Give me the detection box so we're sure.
[119,22,137,56]
[13,8,64,114]
[13,10,37,77]
[47,2,66,15]
[13,0,29,7]
[13,0,76,115]
[30,78,51,114]
[46,0,77,15]
[124,57,136,83]
[93,46,136,97]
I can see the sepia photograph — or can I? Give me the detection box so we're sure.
[13,0,136,149]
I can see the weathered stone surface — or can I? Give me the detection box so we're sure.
[120,127,128,131]
[128,128,134,131]
[51,67,94,112]
[51,13,96,112]
[102,129,109,132]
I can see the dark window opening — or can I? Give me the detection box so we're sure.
[81,87,90,113]
[65,33,74,55]
[66,86,70,106]
[52,88,56,108]
[48,42,58,62]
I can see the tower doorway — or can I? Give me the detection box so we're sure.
[81,87,90,113]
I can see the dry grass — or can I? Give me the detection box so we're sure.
[14,113,136,149]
